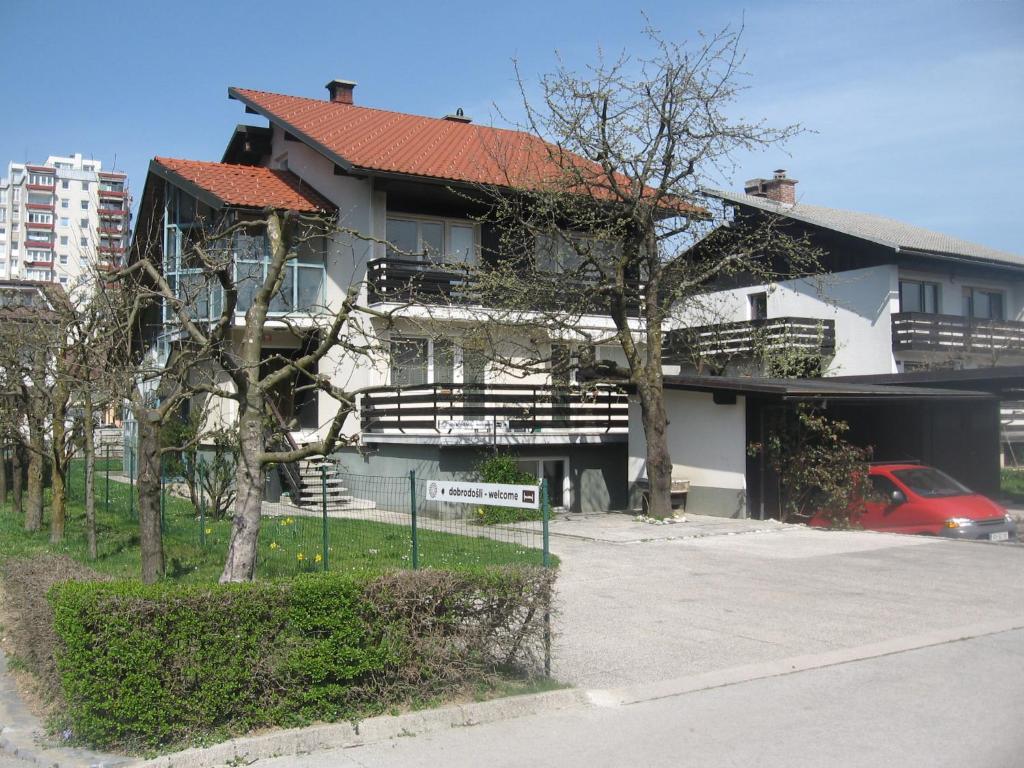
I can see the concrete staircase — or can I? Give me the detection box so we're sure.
[296,458,348,508]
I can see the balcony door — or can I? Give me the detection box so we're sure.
[964,287,1004,321]
[386,216,477,265]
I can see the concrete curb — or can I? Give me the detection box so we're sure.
[132,688,587,768]
[0,648,132,768]
[586,617,1024,708]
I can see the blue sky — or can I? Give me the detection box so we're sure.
[1,0,1021,252]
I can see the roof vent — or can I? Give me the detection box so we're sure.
[443,107,472,123]
[325,79,357,105]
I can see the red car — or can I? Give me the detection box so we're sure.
[810,463,1018,542]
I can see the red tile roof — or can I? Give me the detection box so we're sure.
[152,157,333,212]
[228,87,691,208]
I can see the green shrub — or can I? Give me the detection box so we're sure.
[50,567,554,751]
[474,454,540,525]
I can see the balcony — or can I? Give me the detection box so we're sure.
[366,256,643,315]
[367,257,469,304]
[665,317,836,363]
[892,312,1024,354]
[98,188,126,198]
[360,383,628,439]
[23,239,54,250]
[25,202,55,212]
[97,207,127,217]
[25,184,55,193]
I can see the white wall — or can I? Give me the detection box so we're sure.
[627,390,747,493]
[672,264,900,376]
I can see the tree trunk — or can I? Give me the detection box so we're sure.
[25,418,44,532]
[220,407,265,582]
[137,411,165,583]
[83,395,97,559]
[50,386,69,543]
[11,442,23,515]
[638,383,674,519]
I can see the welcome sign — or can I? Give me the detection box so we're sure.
[426,480,540,510]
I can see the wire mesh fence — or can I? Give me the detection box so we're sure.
[258,469,550,575]
[59,453,550,579]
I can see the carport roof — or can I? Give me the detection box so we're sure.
[832,366,1024,397]
[660,374,994,402]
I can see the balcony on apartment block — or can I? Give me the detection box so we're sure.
[366,256,643,315]
[892,312,1024,354]
[665,316,837,363]
[359,382,628,442]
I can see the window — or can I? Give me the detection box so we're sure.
[81,180,90,191]
[385,216,477,263]
[59,254,68,264]
[59,276,68,285]
[868,475,901,503]
[749,291,768,320]
[80,236,88,247]
[388,337,467,386]
[60,217,69,227]
[899,279,940,314]
[61,180,69,189]
[60,235,68,245]
[965,287,1004,321]
[61,199,69,209]
[79,218,88,228]
[81,200,89,210]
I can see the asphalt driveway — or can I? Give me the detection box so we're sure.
[547,515,1024,688]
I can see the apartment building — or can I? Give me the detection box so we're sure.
[0,153,130,288]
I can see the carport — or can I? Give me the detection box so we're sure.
[633,375,997,520]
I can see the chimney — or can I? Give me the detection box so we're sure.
[442,107,472,124]
[743,169,797,205]
[325,79,357,105]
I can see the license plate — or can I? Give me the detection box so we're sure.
[989,531,1010,542]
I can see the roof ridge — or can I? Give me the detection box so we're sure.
[230,86,535,140]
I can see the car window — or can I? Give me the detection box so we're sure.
[869,475,901,502]
[891,468,971,498]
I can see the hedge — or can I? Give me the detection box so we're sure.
[50,567,554,751]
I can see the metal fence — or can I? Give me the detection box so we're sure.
[62,454,551,578]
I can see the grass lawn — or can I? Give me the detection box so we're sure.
[0,460,550,583]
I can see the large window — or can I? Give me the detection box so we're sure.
[964,287,1004,321]
[162,183,326,322]
[534,231,620,275]
[899,279,940,314]
[389,336,485,386]
[385,216,477,264]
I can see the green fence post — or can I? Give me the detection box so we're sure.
[160,458,166,533]
[409,470,418,570]
[129,460,135,520]
[104,445,111,514]
[199,463,206,547]
[541,477,551,677]
[321,463,329,572]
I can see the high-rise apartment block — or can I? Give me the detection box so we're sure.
[0,153,130,287]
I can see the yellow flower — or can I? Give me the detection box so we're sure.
[296,552,305,561]
[204,528,212,535]
[269,541,279,550]
[314,553,322,563]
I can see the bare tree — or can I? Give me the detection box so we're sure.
[458,23,820,516]
[124,205,401,582]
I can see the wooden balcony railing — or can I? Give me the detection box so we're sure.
[892,312,1024,353]
[366,256,643,315]
[665,317,836,362]
[360,382,628,435]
